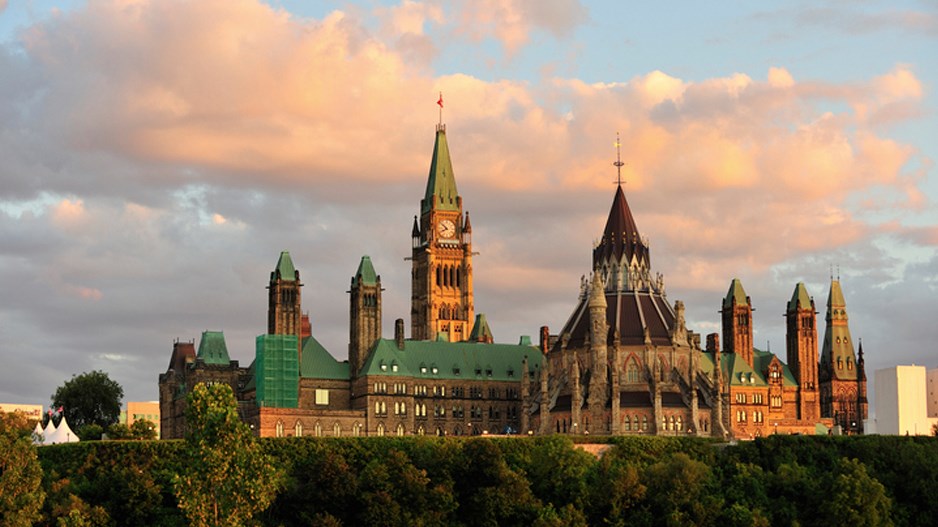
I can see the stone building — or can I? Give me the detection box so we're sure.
[159,119,866,440]
[159,121,538,438]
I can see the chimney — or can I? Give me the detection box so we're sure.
[706,333,720,354]
[539,326,550,355]
[395,318,405,350]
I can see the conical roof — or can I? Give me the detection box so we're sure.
[821,279,857,380]
[787,282,812,311]
[422,126,459,214]
[273,251,297,282]
[46,416,79,444]
[723,278,749,309]
[352,255,378,287]
[469,313,494,343]
[593,185,648,268]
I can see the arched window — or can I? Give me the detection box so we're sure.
[314,422,322,437]
[353,422,362,436]
[627,360,641,383]
[624,415,631,432]
[396,423,405,436]
[676,415,683,432]
[294,421,303,437]
[333,422,341,437]
[642,416,648,432]
[436,266,441,287]
[417,425,425,436]
[275,420,284,438]
[376,423,385,436]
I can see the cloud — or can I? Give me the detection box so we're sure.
[0,0,933,407]
[452,0,588,55]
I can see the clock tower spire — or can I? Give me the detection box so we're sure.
[411,122,474,341]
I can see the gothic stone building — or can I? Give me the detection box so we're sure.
[529,166,867,438]
[160,122,541,439]
[159,120,867,439]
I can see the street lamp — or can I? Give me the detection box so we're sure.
[774,422,778,435]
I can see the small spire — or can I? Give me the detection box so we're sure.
[411,215,420,238]
[464,211,472,233]
[613,132,625,187]
[437,91,444,128]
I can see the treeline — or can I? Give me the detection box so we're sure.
[28,434,938,527]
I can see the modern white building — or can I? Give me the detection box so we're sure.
[867,365,938,435]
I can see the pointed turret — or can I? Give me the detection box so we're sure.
[593,185,649,271]
[273,251,298,281]
[268,251,303,351]
[469,313,494,343]
[422,125,459,214]
[820,279,857,381]
[819,278,866,433]
[350,256,382,378]
[721,278,754,366]
[785,282,819,420]
[463,211,472,233]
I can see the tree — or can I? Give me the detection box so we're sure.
[818,458,893,527]
[174,383,283,527]
[130,419,158,440]
[105,423,132,440]
[0,412,46,526]
[52,370,123,430]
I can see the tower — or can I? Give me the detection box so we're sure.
[820,278,866,433]
[349,255,382,379]
[721,278,754,366]
[268,251,302,348]
[587,272,609,427]
[785,282,819,421]
[410,123,474,341]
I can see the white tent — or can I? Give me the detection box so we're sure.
[32,421,45,444]
[45,416,79,444]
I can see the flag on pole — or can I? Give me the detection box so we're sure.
[437,93,443,108]
[58,406,64,414]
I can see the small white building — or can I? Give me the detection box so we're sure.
[867,365,938,435]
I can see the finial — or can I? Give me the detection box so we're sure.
[830,264,833,281]
[837,265,840,281]
[613,132,625,187]
[437,92,444,128]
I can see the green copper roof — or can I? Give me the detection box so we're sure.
[705,349,797,387]
[723,278,749,309]
[360,338,541,382]
[273,251,296,282]
[787,282,812,311]
[422,127,459,214]
[196,331,230,365]
[351,255,378,287]
[821,279,858,381]
[300,335,350,380]
[469,313,494,342]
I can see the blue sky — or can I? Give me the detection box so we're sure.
[0,0,935,421]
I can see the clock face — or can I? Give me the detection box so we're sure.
[437,219,457,239]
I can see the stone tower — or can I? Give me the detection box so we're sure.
[349,255,381,379]
[785,282,819,421]
[268,251,303,352]
[411,123,474,341]
[587,272,608,430]
[721,278,754,367]
[819,278,867,433]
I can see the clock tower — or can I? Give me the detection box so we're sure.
[411,123,474,341]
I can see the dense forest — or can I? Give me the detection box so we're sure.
[22,433,938,526]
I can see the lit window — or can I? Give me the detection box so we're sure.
[315,389,329,406]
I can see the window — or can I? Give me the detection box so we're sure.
[375,401,387,416]
[374,382,387,394]
[752,393,763,405]
[624,416,631,432]
[736,393,746,404]
[676,415,683,431]
[333,422,341,436]
[315,389,329,406]
[275,420,284,438]
[394,383,407,394]
[642,416,648,432]
[771,395,782,408]
[627,361,641,383]
[391,362,399,372]
[380,361,388,371]
[435,405,446,417]
[415,385,428,396]
[353,422,362,436]
[736,410,747,423]
[295,421,303,437]
[396,424,405,436]
[376,423,385,436]
[314,422,322,437]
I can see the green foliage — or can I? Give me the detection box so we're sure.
[130,419,158,440]
[173,383,283,527]
[52,370,124,430]
[76,424,103,441]
[0,412,46,526]
[28,434,938,527]
[106,423,132,440]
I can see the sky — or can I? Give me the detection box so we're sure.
[0,0,935,420]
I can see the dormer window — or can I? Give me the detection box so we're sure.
[391,362,399,372]
[380,361,388,372]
